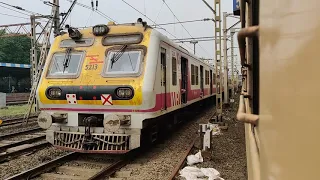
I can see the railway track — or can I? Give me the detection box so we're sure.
[169,139,196,180]
[0,127,47,162]
[0,127,42,139]
[0,116,37,127]
[6,101,28,106]
[6,149,139,180]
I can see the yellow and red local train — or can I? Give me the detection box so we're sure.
[36,19,228,153]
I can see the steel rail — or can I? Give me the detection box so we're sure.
[0,141,50,162]
[0,135,45,152]
[0,127,42,140]
[1,117,37,127]
[6,152,79,180]
[88,159,128,180]
[168,139,196,180]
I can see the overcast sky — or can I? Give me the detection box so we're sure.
[0,0,240,72]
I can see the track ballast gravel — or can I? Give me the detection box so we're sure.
[0,147,68,180]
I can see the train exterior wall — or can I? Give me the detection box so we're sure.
[35,23,227,154]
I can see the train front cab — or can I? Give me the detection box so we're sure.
[36,23,155,154]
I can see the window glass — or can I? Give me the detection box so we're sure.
[103,34,142,46]
[205,70,210,85]
[60,38,94,48]
[191,64,195,85]
[105,50,142,74]
[172,57,177,85]
[195,66,199,85]
[48,52,84,77]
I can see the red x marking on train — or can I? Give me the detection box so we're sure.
[101,94,113,105]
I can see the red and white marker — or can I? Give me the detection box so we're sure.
[101,94,113,105]
[66,94,77,104]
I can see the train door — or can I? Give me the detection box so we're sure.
[160,47,167,110]
[200,65,204,95]
[210,69,213,94]
[181,57,188,104]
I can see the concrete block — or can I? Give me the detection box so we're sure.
[0,92,6,108]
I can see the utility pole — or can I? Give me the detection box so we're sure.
[25,0,58,121]
[29,0,60,113]
[53,0,60,36]
[214,0,223,122]
[230,28,235,104]
[190,40,198,54]
[223,12,228,104]
[30,16,38,88]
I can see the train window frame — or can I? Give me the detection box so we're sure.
[195,66,199,85]
[191,64,195,85]
[172,55,177,86]
[102,33,143,46]
[101,45,147,78]
[205,70,210,85]
[59,38,95,48]
[46,50,86,79]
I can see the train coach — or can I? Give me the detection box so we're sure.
[36,19,229,153]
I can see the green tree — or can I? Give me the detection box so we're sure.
[0,30,31,64]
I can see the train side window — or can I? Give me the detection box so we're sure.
[205,70,210,85]
[172,56,177,86]
[191,64,195,85]
[195,66,199,85]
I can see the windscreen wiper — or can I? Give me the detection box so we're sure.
[62,47,72,73]
[110,45,128,69]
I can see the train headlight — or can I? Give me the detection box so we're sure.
[48,88,62,98]
[93,25,109,36]
[116,88,133,99]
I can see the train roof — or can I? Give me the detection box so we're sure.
[73,20,215,69]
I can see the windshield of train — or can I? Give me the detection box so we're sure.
[47,52,84,77]
[105,50,142,75]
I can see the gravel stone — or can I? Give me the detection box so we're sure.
[117,94,246,180]
[0,147,68,180]
[117,106,216,180]
[179,94,247,180]
[0,121,39,136]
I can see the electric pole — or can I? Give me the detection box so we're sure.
[223,12,228,104]
[230,28,235,103]
[29,0,60,113]
[53,0,60,36]
[190,40,198,54]
[214,0,223,122]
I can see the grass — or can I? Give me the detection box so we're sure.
[0,104,35,117]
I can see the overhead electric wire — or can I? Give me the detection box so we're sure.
[174,39,216,43]
[0,4,30,16]
[161,0,211,57]
[0,12,29,19]
[64,0,117,23]
[152,18,214,26]
[0,2,43,15]
[172,35,231,41]
[153,1,165,24]
[120,0,194,52]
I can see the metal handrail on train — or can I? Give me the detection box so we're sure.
[236,2,261,178]
[237,94,259,125]
[236,25,259,125]
[238,26,259,67]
